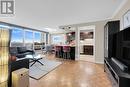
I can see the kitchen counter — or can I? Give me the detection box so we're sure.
[55,46,75,60]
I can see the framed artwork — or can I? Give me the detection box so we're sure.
[123,10,130,29]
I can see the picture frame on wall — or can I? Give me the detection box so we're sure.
[123,10,130,29]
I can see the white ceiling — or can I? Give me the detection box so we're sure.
[0,0,125,33]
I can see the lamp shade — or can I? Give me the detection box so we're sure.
[0,29,10,47]
[0,29,10,65]
[0,47,9,65]
[0,65,8,83]
[0,81,8,87]
[0,28,10,86]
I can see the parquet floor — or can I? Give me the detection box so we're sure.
[30,54,112,87]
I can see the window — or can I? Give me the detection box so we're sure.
[25,30,33,49]
[41,32,46,44]
[34,32,42,50]
[51,34,65,45]
[0,24,10,29]
[11,28,24,47]
[34,32,41,43]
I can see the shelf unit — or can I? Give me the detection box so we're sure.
[122,27,130,61]
[104,21,120,58]
[104,58,130,87]
[104,21,130,87]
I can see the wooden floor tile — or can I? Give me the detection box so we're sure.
[30,54,112,87]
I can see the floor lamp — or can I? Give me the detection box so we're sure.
[0,28,10,87]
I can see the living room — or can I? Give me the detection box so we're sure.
[0,0,130,87]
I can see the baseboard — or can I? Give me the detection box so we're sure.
[95,61,104,64]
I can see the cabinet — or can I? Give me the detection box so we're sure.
[12,68,29,87]
[104,21,120,87]
[104,58,130,87]
[104,21,120,58]
[8,59,29,87]
[83,45,93,55]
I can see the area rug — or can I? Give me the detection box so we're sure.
[29,59,62,80]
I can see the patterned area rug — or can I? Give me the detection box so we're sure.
[29,59,62,80]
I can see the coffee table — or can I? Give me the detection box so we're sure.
[25,54,44,67]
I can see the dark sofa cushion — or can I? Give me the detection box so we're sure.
[10,47,34,58]
[17,47,27,53]
[16,54,26,58]
[10,47,18,55]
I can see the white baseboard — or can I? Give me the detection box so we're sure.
[95,61,104,64]
[76,57,104,64]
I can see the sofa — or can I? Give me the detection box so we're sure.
[10,47,34,58]
[9,47,32,87]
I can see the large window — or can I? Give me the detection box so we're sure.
[34,32,41,43]
[3,24,48,50]
[41,33,46,44]
[25,30,33,50]
[51,34,66,45]
[11,28,24,47]
[34,32,42,50]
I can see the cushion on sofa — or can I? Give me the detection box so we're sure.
[17,47,27,53]
[10,47,34,58]
[10,47,18,55]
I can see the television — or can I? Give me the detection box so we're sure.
[112,27,130,72]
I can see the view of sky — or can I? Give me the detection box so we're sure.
[11,28,41,43]
[11,28,23,42]
[34,32,41,43]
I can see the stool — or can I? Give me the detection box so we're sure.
[63,46,70,59]
[55,46,62,58]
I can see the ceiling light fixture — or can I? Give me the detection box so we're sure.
[61,26,71,30]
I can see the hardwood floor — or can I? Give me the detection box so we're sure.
[30,54,112,87]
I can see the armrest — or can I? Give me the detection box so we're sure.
[26,50,35,54]
[16,54,26,58]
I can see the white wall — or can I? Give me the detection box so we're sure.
[68,20,107,64]
[73,0,130,64]
[113,0,130,30]
[80,39,94,45]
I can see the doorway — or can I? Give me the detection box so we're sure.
[79,26,95,63]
